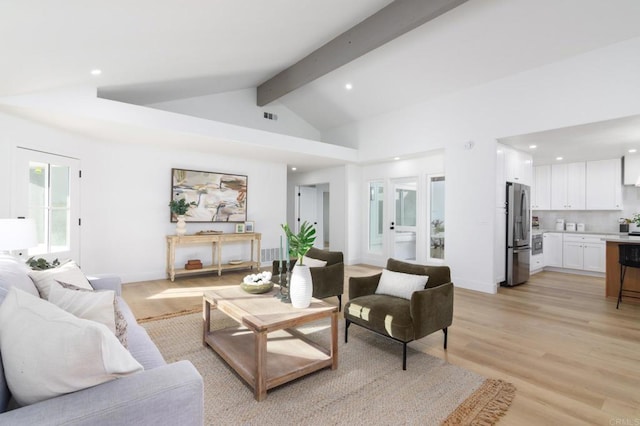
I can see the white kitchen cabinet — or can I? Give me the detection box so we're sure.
[586,158,622,210]
[504,146,532,186]
[531,165,551,210]
[543,232,563,267]
[583,242,605,272]
[623,155,640,185]
[562,233,605,272]
[530,253,545,273]
[562,239,584,269]
[551,162,585,210]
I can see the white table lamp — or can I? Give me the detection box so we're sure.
[0,218,38,253]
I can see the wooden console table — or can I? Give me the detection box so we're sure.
[166,233,261,281]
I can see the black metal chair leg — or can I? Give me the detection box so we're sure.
[443,328,448,349]
[337,295,342,312]
[618,264,626,309]
[402,342,407,370]
[345,319,350,343]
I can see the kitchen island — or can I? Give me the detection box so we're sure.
[603,235,640,303]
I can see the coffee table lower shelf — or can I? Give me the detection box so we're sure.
[204,325,334,400]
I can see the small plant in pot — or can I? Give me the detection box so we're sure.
[169,197,197,235]
[281,221,316,265]
[281,221,316,308]
[169,198,196,217]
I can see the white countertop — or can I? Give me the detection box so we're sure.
[534,229,616,236]
[601,234,640,243]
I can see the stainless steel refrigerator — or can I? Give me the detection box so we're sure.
[505,182,530,286]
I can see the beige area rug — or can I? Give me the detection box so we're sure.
[142,311,515,425]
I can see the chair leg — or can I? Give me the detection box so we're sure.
[402,342,407,370]
[618,265,626,309]
[443,328,448,350]
[345,319,350,343]
[337,294,342,312]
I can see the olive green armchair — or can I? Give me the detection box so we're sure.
[344,259,454,370]
[272,247,344,311]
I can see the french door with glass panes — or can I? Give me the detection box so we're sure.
[367,177,418,263]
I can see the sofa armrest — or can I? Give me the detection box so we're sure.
[0,361,203,426]
[348,273,381,299]
[310,262,344,299]
[87,274,122,296]
[410,282,454,340]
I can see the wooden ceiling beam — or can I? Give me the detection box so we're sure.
[257,0,469,106]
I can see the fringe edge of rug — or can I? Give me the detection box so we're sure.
[441,378,516,426]
[137,308,201,323]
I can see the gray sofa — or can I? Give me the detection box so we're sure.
[0,256,204,425]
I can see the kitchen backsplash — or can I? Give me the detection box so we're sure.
[535,186,640,233]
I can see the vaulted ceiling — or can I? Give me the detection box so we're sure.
[2,0,640,163]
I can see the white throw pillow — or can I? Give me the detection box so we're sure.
[0,288,143,406]
[375,269,429,300]
[302,255,328,267]
[28,260,93,299]
[0,255,40,297]
[48,284,117,334]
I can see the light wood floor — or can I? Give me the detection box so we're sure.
[123,267,640,424]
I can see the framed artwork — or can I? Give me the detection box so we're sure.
[171,168,247,223]
[244,221,254,233]
[235,223,245,233]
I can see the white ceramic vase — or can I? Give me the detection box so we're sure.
[289,264,312,308]
[176,215,187,236]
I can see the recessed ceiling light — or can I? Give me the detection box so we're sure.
[345,83,353,90]
[291,167,297,171]
[629,149,637,153]
[394,157,400,161]
[556,156,563,161]
[90,69,102,76]
[529,145,537,149]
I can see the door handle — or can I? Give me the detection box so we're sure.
[390,221,395,230]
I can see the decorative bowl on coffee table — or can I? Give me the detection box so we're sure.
[240,281,274,294]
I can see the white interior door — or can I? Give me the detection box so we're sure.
[296,185,324,249]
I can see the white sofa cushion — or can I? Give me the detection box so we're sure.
[375,268,429,300]
[53,281,129,348]
[0,288,143,406]
[28,260,92,299]
[48,284,117,334]
[302,255,327,267]
[0,255,40,297]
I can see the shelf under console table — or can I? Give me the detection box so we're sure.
[166,233,261,281]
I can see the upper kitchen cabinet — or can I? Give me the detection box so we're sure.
[504,146,532,186]
[551,162,586,210]
[623,155,640,185]
[531,165,551,210]
[586,158,622,210]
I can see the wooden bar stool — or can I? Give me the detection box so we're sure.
[617,244,640,309]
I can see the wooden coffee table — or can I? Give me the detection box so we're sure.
[202,285,338,401]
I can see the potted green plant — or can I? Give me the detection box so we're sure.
[169,198,196,235]
[281,221,316,265]
[169,198,196,216]
[281,221,316,308]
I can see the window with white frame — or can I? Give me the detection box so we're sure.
[13,148,80,261]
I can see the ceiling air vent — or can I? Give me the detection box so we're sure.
[263,112,278,121]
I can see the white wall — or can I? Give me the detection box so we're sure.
[322,36,640,293]
[0,112,287,283]
[148,88,322,141]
